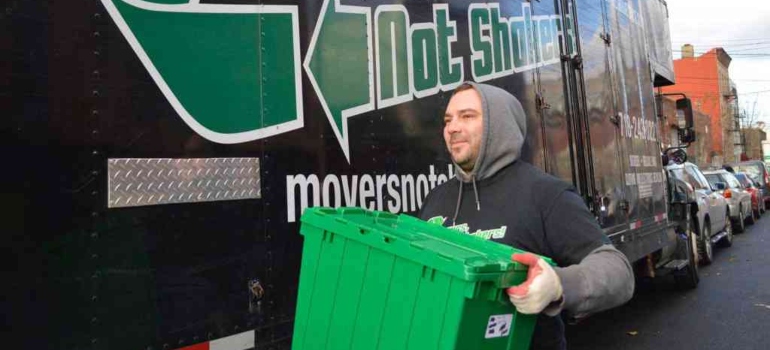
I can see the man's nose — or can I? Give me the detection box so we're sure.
[445,117,460,133]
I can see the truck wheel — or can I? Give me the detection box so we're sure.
[697,220,714,265]
[719,216,733,248]
[747,204,757,226]
[675,226,699,289]
[751,206,760,223]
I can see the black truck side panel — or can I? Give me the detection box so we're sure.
[3,0,675,348]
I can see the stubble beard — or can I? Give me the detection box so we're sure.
[447,134,475,172]
[452,151,475,172]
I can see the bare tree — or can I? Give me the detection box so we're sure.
[739,99,760,129]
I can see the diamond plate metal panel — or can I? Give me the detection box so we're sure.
[108,158,261,208]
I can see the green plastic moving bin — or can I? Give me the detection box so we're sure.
[293,207,555,350]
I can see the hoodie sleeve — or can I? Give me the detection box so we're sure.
[552,245,634,319]
[542,190,635,319]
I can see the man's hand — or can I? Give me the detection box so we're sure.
[506,253,563,316]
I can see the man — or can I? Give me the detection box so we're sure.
[419,82,634,350]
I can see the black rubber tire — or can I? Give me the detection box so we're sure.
[745,207,756,226]
[675,223,700,290]
[735,208,746,233]
[697,220,714,265]
[719,215,733,248]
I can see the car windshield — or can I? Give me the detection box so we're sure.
[734,173,752,188]
[704,174,721,188]
[732,164,762,182]
[724,173,743,189]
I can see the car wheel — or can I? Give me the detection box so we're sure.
[697,221,714,265]
[747,205,757,225]
[735,208,746,233]
[719,215,733,248]
[752,206,760,223]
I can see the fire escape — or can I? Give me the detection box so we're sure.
[726,83,745,160]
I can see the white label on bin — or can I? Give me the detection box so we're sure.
[485,314,513,339]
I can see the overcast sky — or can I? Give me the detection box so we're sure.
[666,0,770,128]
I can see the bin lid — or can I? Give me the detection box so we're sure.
[300,207,554,284]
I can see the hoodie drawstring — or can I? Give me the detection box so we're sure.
[452,176,481,226]
[452,181,463,226]
[472,175,481,211]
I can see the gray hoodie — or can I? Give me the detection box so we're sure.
[454,82,527,182]
[420,82,634,349]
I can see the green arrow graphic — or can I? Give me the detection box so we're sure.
[304,0,374,161]
[101,0,303,143]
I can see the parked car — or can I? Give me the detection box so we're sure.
[667,163,731,265]
[727,160,770,206]
[703,170,754,233]
[734,172,765,220]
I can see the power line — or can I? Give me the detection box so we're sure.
[671,38,770,43]
[673,55,770,60]
[671,51,770,57]
[723,46,770,53]
[666,80,770,89]
[739,89,770,95]
[671,42,770,47]
[673,83,770,89]
[673,44,770,52]
[675,76,770,82]
[728,56,770,59]
[684,90,770,97]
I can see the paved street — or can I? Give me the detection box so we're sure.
[566,215,770,349]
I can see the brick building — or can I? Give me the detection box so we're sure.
[660,45,738,166]
[743,128,767,161]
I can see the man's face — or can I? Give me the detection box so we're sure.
[444,88,483,172]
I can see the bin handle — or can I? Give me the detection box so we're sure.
[494,269,526,303]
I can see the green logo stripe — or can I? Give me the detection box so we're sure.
[102,0,303,143]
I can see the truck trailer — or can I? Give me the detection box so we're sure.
[4,0,699,349]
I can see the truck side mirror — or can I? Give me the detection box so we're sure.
[714,182,727,191]
[676,98,696,143]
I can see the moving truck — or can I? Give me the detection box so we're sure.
[3,0,698,348]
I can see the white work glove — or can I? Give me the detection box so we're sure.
[506,253,564,316]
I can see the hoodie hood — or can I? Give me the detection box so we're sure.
[453,82,527,182]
